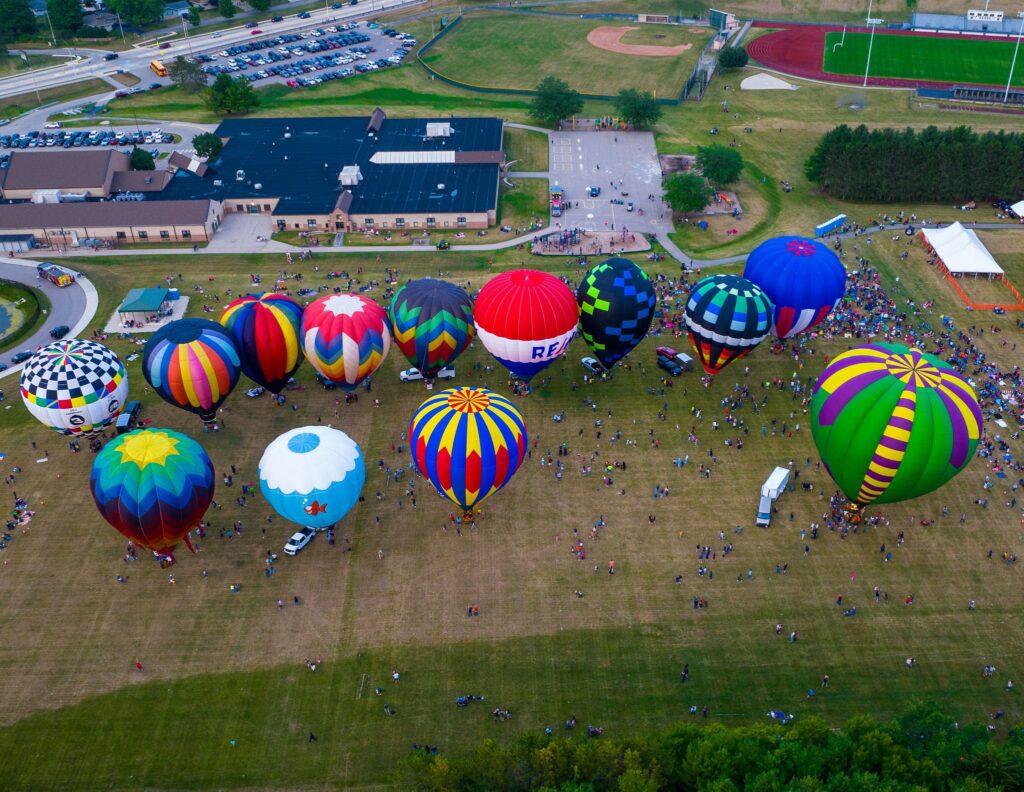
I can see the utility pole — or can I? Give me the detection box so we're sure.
[116,11,127,47]
[44,10,57,47]
[182,15,193,57]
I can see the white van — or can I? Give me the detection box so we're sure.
[755,466,790,527]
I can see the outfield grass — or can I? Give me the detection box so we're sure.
[0,237,1022,786]
[824,31,1024,86]
[424,12,710,95]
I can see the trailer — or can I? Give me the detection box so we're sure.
[815,214,847,238]
[755,466,790,526]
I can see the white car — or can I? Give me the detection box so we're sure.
[245,386,265,398]
[44,122,62,129]
[400,366,456,382]
[581,356,607,375]
[283,527,316,556]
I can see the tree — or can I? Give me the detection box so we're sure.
[46,0,82,34]
[249,0,272,10]
[529,76,583,129]
[186,4,200,26]
[218,0,236,18]
[697,145,744,185]
[168,55,208,94]
[0,0,36,42]
[204,73,260,115]
[663,172,712,214]
[718,45,748,69]
[107,0,164,27]
[614,88,662,129]
[192,131,223,160]
[130,146,155,170]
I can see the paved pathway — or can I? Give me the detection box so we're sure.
[0,259,98,379]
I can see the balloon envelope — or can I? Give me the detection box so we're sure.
[811,343,982,506]
[409,386,527,514]
[301,293,390,389]
[576,258,656,368]
[20,339,128,436]
[143,318,241,423]
[684,274,773,375]
[474,269,578,381]
[220,292,303,393]
[259,426,365,529]
[90,428,215,556]
[743,236,846,339]
[389,278,474,378]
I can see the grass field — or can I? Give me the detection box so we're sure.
[424,12,711,95]
[503,126,549,171]
[824,31,1024,86]
[0,78,110,120]
[0,235,1023,786]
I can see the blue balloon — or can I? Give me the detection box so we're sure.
[742,236,846,339]
[258,426,365,529]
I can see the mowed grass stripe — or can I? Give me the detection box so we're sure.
[823,32,1024,86]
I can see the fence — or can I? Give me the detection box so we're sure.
[415,8,719,106]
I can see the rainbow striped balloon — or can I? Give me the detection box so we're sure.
[220,293,303,394]
[409,387,527,515]
[91,428,214,558]
[811,343,982,507]
[301,294,390,389]
[143,318,241,424]
[389,279,474,379]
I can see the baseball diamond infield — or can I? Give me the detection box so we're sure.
[587,26,693,57]
[747,23,1024,90]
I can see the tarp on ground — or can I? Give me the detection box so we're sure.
[921,222,1003,276]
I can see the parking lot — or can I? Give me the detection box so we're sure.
[0,127,175,153]
[194,20,416,90]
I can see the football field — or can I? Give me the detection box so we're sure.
[823,31,1024,86]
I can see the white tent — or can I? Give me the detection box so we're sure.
[1012,200,1024,219]
[921,222,1003,276]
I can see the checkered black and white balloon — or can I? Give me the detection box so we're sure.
[20,339,129,436]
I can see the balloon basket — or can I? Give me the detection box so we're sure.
[844,503,862,525]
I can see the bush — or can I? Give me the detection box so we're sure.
[719,45,748,69]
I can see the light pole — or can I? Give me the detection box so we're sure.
[1004,12,1024,103]
[116,11,127,48]
[181,15,193,57]
[44,9,57,47]
[862,0,883,88]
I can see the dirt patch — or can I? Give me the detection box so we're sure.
[587,26,693,57]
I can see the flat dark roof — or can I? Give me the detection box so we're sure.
[0,200,211,229]
[160,116,503,217]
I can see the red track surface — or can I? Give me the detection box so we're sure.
[746,23,1012,90]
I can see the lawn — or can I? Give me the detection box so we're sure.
[503,126,549,171]
[823,31,1024,86]
[0,236,1022,786]
[0,54,63,77]
[0,78,110,119]
[423,12,710,96]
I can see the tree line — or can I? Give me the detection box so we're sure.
[397,701,1024,790]
[805,124,1024,203]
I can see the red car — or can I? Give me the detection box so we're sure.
[655,346,678,359]
[250,29,263,35]
[286,79,299,88]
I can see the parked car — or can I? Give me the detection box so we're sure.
[400,366,455,382]
[245,386,265,398]
[588,186,600,197]
[626,202,634,212]
[314,372,337,390]
[283,527,316,556]
[10,350,33,364]
[49,324,70,340]
[657,355,683,376]
[655,346,694,371]
[581,356,606,375]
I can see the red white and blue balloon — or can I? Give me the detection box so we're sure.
[258,426,365,529]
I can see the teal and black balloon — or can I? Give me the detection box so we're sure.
[576,258,656,367]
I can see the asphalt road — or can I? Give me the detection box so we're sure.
[0,260,97,379]
[0,0,424,101]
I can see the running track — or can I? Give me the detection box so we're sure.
[747,23,1016,91]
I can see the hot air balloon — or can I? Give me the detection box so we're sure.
[20,339,128,436]
[259,426,365,529]
[143,318,241,424]
[742,236,846,339]
[684,274,773,375]
[576,258,656,368]
[90,428,214,560]
[474,269,579,381]
[389,278,474,379]
[409,386,527,519]
[811,344,982,517]
[301,293,391,389]
[219,292,303,393]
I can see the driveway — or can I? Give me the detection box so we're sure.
[0,258,98,379]
[205,213,292,253]
[548,130,670,236]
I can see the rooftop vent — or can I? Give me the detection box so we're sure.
[338,165,363,186]
[254,183,262,190]
[426,122,452,138]
[235,169,245,182]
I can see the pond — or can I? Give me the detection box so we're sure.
[0,301,11,339]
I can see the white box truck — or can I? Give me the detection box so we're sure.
[756,466,790,527]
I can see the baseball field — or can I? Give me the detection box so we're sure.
[823,31,1024,86]
[423,12,712,95]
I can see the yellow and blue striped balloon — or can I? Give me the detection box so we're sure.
[409,387,527,516]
